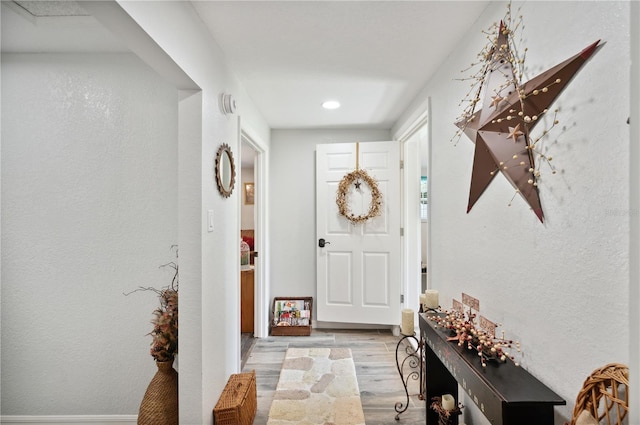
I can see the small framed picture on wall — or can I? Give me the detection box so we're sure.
[244,182,255,205]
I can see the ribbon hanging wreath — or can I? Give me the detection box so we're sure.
[335,143,383,224]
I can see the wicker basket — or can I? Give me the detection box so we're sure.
[213,370,257,425]
[569,363,629,425]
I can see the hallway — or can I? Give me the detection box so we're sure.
[242,329,426,425]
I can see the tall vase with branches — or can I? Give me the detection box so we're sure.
[126,246,179,425]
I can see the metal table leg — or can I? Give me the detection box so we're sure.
[394,332,425,420]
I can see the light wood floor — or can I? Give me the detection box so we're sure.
[241,329,426,425]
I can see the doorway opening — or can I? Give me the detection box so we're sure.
[240,136,257,368]
[397,104,431,332]
[239,126,269,368]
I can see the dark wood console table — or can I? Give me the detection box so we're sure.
[419,313,565,425]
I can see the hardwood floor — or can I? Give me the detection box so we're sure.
[241,329,426,424]
[241,332,256,370]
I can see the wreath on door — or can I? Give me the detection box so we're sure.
[335,143,383,224]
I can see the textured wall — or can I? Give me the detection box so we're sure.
[1,53,178,414]
[114,2,271,422]
[394,2,631,424]
[628,2,640,423]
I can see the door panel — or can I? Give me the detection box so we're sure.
[327,252,353,304]
[326,182,350,234]
[316,141,401,325]
[362,252,389,306]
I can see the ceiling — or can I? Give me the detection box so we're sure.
[1,0,491,130]
[1,1,128,53]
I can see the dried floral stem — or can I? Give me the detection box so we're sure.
[428,309,522,368]
[124,246,179,362]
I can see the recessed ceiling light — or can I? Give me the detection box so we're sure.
[322,100,340,110]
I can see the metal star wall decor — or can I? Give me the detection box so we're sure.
[456,22,601,223]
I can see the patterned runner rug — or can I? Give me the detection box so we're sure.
[267,347,366,425]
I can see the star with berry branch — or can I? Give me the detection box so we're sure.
[456,22,600,223]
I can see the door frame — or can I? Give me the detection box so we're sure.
[394,102,431,319]
[239,120,270,338]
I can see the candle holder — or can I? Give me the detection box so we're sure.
[430,396,463,425]
[419,303,441,315]
[393,332,425,420]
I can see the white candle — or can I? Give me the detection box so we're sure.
[425,289,439,309]
[401,308,415,335]
[419,293,427,309]
[441,394,455,411]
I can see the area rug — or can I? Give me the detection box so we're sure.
[267,347,366,425]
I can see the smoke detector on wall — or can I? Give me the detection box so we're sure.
[219,93,237,115]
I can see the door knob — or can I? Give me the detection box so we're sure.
[318,238,331,248]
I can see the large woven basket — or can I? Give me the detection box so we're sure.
[213,370,257,425]
[138,360,179,425]
[569,363,629,425]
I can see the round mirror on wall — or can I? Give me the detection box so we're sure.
[215,143,236,198]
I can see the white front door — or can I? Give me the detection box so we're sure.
[316,141,401,325]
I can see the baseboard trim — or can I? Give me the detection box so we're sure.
[0,415,137,425]
[313,320,395,331]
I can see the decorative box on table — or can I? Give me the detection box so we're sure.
[213,370,257,425]
[270,297,312,336]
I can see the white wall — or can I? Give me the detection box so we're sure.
[394,2,631,424]
[629,2,639,423]
[1,53,178,415]
[113,2,270,423]
[1,1,271,423]
[269,129,389,321]
[112,2,269,424]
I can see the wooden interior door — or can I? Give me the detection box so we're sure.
[240,269,254,332]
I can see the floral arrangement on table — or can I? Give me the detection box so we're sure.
[428,308,521,368]
[125,246,179,363]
